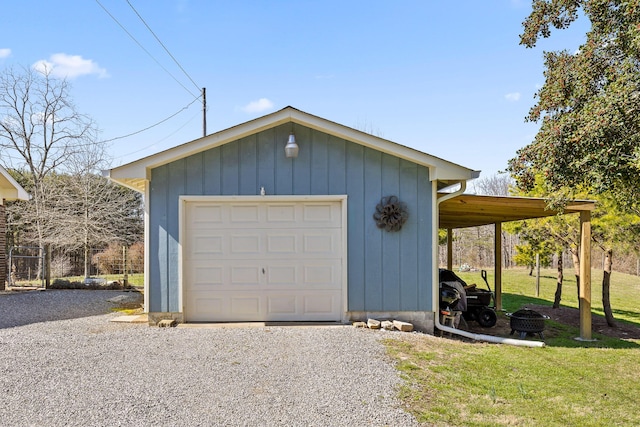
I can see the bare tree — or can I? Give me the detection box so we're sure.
[0,65,99,255]
[467,173,516,269]
[65,145,143,277]
[472,173,514,196]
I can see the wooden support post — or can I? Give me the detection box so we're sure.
[579,210,592,340]
[447,229,453,271]
[494,222,502,311]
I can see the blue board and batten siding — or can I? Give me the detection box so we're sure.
[148,123,433,314]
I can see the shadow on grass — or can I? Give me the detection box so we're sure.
[500,293,554,313]
[461,292,640,349]
[609,308,640,325]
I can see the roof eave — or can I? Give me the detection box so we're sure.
[0,165,30,201]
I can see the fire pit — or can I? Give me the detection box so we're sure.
[507,309,549,340]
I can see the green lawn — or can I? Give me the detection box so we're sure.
[386,267,640,426]
[455,267,640,325]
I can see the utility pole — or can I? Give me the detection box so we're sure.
[202,87,207,137]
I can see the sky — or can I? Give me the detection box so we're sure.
[1,0,590,179]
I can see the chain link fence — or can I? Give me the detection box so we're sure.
[7,243,144,289]
[8,246,46,289]
[87,243,144,287]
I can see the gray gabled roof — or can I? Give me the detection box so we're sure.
[107,106,480,192]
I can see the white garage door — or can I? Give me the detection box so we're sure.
[183,198,344,322]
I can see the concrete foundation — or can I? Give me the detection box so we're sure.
[348,311,435,334]
[148,312,184,326]
[147,311,435,333]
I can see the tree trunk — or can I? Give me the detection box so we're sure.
[33,182,46,280]
[570,246,581,312]
[603,249,616,327]
[553,251,563,308]
[83,206,90,279]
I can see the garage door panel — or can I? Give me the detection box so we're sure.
[267,265,296,285]
[303,264,336,285]
[229,265,262,285]
[193,297,224,317]
[266,260,341,289]
[192,265,223,287]
[184,199,344,322]
[266,204,297,222]
[267,234,297,253]
[303,293,338,314]
[303,203,335,222]
[188,261,341,292]
[187,230,341,260]
[230,235,261,254]
[191,235,224,256]
[186,290,342,321]
[186,292,259,321]
[265,260,342,290]
[187,202,341,230]
[229,204,261,223]
[267,295,297,314]
[189,205,223,226]
[303,231,341,255]
[231,297,261,315]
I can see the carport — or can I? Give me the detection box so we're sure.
[438,192,596,340]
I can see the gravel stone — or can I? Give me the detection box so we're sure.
[0,290,418,426]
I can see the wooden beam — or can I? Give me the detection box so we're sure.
[495,222,502,311]
[579,210,592,340]
[438,194,596,229]
[447,229,453,270]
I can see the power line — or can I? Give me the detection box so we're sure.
[1,101,200,163]
[9,95,200,149]
[94,0,199,99]
[98,96,202,144]
[114,110,200,160]
[125,0,201,93]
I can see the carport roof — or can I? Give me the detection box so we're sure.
[438,193,596,229]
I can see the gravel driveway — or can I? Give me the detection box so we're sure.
[0,290,418,426]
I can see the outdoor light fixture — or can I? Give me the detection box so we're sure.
[284,132,299,158]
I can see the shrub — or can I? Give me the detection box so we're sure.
[50,279,84,289]
[49,278,123,290]
[92,242,144,275]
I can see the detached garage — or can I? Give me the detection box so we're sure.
[107,106,478,331]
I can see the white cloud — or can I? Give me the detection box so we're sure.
[0,48,11,59]
[241,98,274,113]
[32,53,109,79]
[505,92,521,102]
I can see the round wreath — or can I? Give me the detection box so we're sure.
[373,195,408,232]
